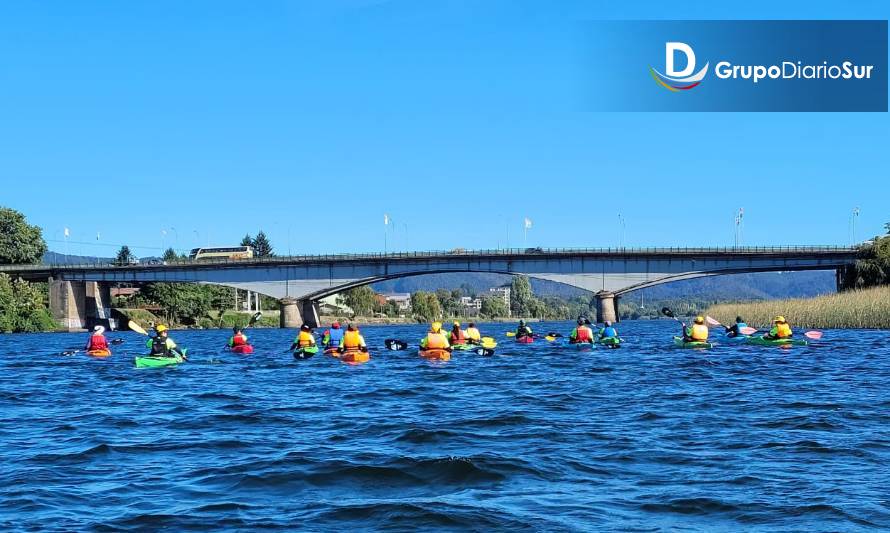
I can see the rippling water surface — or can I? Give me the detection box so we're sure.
[2,320,889,531]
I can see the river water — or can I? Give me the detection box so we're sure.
[1,320,888,531]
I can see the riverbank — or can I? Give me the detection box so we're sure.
[705,285,890,329]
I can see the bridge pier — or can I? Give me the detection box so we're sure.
[595,291,619,324]
[49,279,114,331]
[279,298,320,329]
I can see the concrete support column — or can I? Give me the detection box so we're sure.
[279,297,302,329]
[49,279,87,331]
[85,282,114,330]
[301,300,320,329]
[595,291,618,324]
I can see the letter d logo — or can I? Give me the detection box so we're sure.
[650,42,709,92]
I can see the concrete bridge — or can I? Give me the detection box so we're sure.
[0,246,858,330]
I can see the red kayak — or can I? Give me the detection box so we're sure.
[516,336,534,344]
[231,344,254,354]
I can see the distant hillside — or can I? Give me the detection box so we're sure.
[44,251,112,265]
[373,270,836,301]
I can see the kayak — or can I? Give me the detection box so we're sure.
[451,344,475,351]
[569,341,594,350]
[747,336,809,347]
[323,347,341,356]
[87,349,112,357]
[723,335,750,343]
[293,346,319,360]
[135,349,188,369]
[598,337,621,349]
[419,348,451,361]
[231,344,254,354]
[516,336,534,344]
[341,350,370,364]
[673,337,713,349]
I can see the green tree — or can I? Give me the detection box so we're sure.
[141,282,212,325]
[842,225,890,289]
[342,286,377,316]
[510,276,535,317]
[252,231,274,257]
[480,295,508,319]
[162,247,178,263]
[240,234,254,247]
[411,291,442,322]
[115,246,134,265]
[0,273,56,332]
[0,207,47,265]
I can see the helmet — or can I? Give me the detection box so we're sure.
[431,322,442,332]
[468,322,475,327]
[453,321,461,327]
[736,316,744,323]
[301,324,311,331]
[347,323,356,331]
[93,325,105,334]
[155,324,168,333]
[232,326,241,333]
[332,321,340,329]
[577,318,584,326]
[774,316,786,323]
[694,316,705,325]
[519,319,526,326]
[604,321,612,327]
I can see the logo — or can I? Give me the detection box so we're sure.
[649,42,709,91]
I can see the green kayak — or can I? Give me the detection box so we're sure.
[451,344,475,351]
[135,349,187,369]
[673,337,713,349]
[293,346,320,360]
[746,336,808,347]
[598,337,621,349]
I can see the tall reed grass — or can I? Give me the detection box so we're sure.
[704,286,890,329]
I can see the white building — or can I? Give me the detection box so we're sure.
[489,286,511,316]
[459,296,482,311]
[383,293,412,311]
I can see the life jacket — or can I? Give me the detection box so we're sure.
[342,330,363,350]
[87,334,108,350]
[426,332,449,349]
[327,328,344,347]
[574,326,592,342]
[690,324,709,341]
[465,327,481,341]
[775,323,792,338]
[601,326,618,339]
[516,326,532,338]
[297,331,314,347]
[231,333,248,346]
[449,328,465,343]
[149,337,170,356]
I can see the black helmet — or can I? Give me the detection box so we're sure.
[519,319,525,326]
[233,326,241,333]
[577,318,585,325]
[736,316,744,323]
[300,324,311,331]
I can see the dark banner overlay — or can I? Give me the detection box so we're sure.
[584,20,887,112]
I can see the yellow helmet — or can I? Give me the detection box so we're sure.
[694,316,705,324]
[453,321,461,327]
[431,322,442,332]
[774,316,786,323]
[155,324,168,333]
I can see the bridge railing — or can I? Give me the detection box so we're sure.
[0,245,860,272]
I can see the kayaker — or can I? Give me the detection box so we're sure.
[228,326,249,348]
[146,325,184,358]
[682,316,709,342]
[289,324,317,351]
[338,323,368,353]
[449,321,466,345]
[764,316,793,340]
[568,318,595,344]
[597,321,619,341]
[515,319,533,340]
[465,322,482,344]
[321,321,344,348]
[85,325,109,352]
[725,316,749,338]
[420,322,451,351]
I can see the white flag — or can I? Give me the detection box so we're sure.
[64,227,70,237]
[96,232,100,241]
[524,218,532,230]
[384,214,390,225]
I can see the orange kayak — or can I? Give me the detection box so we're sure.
[324,347,341,357]
[87,349,111,357]
[340,350,370,364]
[419,348,451,361]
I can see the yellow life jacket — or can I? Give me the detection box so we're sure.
[690,323,709,341]
[426,332,449,349]
[343,330,362,349]
[297,331,314,347]
[465,327,481,341]
[775,323,792,338]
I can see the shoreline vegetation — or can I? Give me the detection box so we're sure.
[705,285,890,330]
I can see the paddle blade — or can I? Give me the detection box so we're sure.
[384,339,408,351]
[248,312,262,327]
[804,330,823,340]
[128,321,148,335]
[544,335,556,342]
[505,332,516,337]
[661,307,675,318]
[705,316,722,327]
[740,326,758,335]
[474,347,495,356]
[111,338,125,345]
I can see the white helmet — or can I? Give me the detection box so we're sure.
[93,325,105,334]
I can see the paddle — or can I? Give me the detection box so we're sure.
[804,330,823,340]
[385,339,408,351]
[474,347,495,356]
[705,316,757,336]
[130,320,186,359]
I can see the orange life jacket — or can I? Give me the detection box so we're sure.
[343,330,362,350]
[449,328,465,343]
[465,327,481,341]
[690,324,709,341]
[775,323,792,338]
[297,331,314,347]
[426,332,448,349]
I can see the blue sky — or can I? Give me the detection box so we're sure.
[1,0,888,257]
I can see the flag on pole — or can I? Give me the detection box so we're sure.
[96,232,100,241]
[64,227,70,237]
[384,214,390,225]
[524,218,532,230]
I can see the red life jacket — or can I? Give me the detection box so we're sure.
[575,326,592,342]
[87,334,108,350]
[450,328,465,343]
[231,333,248,346]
